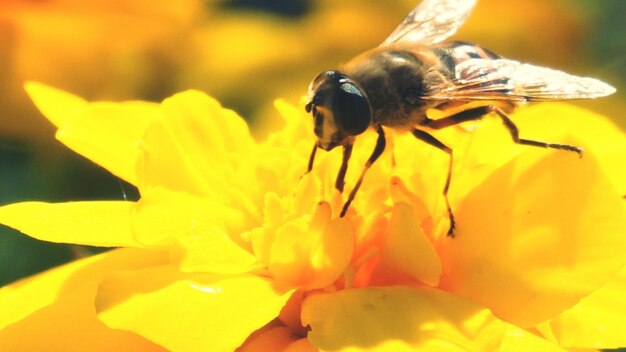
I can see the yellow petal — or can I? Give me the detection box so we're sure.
[0,287,165,352]
[439,140,626,327]
[545,265,626,349]
[429,104,626,216]
[161,90,254,157]
[301,286,563,352]
[97,268,293,352]
[514,104,626,196]
[24,81,87,127]
[0,201,141,247]
[370,202,441,286]
[0,248,166,329]
[175,226,262,275]
[268,99,315,148]
[0,249,168,350]
[498,326,566,352]
[269,202,354,290]
[25,82,159,185]
[137,90,255,199]
[132,187,261,273]
[278,290,307,335]
[238,325,296,352]
[283,338,320,352]
[131,187,249,250]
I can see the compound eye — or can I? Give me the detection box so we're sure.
[332,83,371,136]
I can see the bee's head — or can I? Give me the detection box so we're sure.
[305,70,372,151]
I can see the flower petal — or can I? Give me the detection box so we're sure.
[137,90,255,199]
[129,187,260,273]
[175,227,262,275]
[24,81,87,127]
[545,266,626,349]
[301,286,563,351]
[513,104,626,196]
[268,202,354,290]
[0,201,141,247]
[369,202,441,286]
[25,82,160,185]
[439,141,626,327]
[283,338,319,352]
[0,290,165,351]
[498,326,565,352]
[96,267,292,352]
[130,187,247,246]
[0,248,168,351]
[238,325,296,352]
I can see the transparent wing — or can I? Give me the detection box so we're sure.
[382,0,477,46]
[424,58,617,101]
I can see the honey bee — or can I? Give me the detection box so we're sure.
[304,0,616,237]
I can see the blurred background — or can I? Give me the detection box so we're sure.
[0,0,624,286]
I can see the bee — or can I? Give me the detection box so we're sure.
[304,0,616,237]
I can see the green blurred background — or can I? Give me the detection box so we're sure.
[0,0,624,286]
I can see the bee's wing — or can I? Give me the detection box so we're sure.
[424,58,616,101]
[381,0,477,46]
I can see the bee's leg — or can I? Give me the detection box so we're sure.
[490,107,583,158]
[340,126,386,217]
[305,141,354,193]
[411,128,456,237]
[425,106,583,157]
[335,143,354,192]
[305,143,318,174]
[424,105,492,128]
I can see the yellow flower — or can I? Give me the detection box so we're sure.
[1,82,626,351]
[0,0,203,139]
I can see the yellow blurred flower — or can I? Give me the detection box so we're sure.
[3,0,619,142]
[1,82,626,351]
[0,0,202,139]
